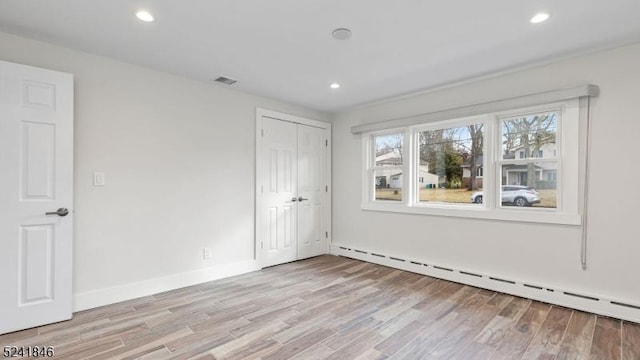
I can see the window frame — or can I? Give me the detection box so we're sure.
[411,115,489,208]
[361,99,582,225]
[496,104,563,211]
[363,128,408,204]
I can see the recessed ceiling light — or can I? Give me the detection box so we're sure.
[332,28,352,40]
[330,83,341,89]
[136,10,155,22]
[530,12,550,24]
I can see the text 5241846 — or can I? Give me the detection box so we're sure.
[3,346,55,358]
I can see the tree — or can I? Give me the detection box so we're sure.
[418,129,465,188]
[418,129,443,173]
[467,124,484,190]
[436,144,463,188]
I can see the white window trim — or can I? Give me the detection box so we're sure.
[363,128,409,205]
[361,99,582,226]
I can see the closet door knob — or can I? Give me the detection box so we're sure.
[45,208,69,217]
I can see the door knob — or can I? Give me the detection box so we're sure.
[290,197,298,202]
[45,208,69,217]
[298,197,309,202]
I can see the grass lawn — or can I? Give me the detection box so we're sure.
[375,189,403,201]
[375,188,557,208]
[419,188,472,203]
[535,190,557,208]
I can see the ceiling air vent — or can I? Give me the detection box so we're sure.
[214,76,237,85]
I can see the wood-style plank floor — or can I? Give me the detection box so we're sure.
[1,255,639,359]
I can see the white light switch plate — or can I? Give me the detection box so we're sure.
[93,171,105,186]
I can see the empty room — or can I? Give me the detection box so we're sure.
[1,1,640,359]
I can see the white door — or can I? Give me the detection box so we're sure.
[296,125,327,259]
[260,118,298,267]
[0,60,74,335]
[258,114,329,267]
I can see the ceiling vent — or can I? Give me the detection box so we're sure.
[214,76,237,85]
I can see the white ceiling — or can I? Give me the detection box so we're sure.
[1,1,640,112]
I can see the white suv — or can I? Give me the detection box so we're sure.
[471,185,541,207]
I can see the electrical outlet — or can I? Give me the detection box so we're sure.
[203,248,212,260]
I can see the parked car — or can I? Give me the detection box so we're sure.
[470,185,541,207]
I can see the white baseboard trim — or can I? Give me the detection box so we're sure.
[331,243,640,323]
[73,260,261,312]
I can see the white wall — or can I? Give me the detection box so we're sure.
[0,31,328,310]
[332,43,640,305]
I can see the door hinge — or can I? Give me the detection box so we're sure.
[261,129,264,137]
[261,185,264,193]
[325,185,328,192]
[325,139,328,146]
[325,231,328,239]
[261,241,264,249]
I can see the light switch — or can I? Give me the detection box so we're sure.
[93,172,105,187]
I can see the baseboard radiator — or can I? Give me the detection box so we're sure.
[331,244,640,323]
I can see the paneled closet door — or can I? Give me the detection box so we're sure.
[258,116,328,267]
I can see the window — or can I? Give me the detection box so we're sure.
[417,122,484,205]
[361,99,582,225]
[500,111,558,209]
[371,133,404,201]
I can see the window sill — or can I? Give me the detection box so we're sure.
[361,203,582,225]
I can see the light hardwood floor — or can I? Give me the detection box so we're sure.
[1,255,639,359]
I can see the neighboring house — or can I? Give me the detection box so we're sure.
[503,142,557,188]
[375,148,403,167]
[461,143,557,189]
[461,155,484,189]
[375,149,439,189]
